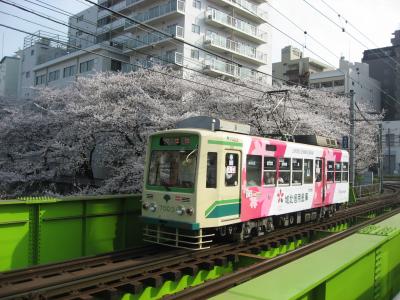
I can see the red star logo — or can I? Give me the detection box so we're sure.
[277,190,284,203]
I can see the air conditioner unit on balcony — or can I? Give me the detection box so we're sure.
[203,64,212,71]
[207,13,213,19]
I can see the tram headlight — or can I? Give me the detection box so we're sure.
[149,203,157,212]
[186,208,194,215]
[142,202,150,210]
[176,206,185,216]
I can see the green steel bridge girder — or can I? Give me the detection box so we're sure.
[0,194,143,272]
[212,213,400,300]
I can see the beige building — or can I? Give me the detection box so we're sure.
[309,58,381,112]
[272,45,332,85]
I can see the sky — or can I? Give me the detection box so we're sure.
[0,0,399,69]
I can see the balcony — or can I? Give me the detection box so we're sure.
[203,59,240,78]
[125,0,185,30]
[203,33,267,65]
[98,18,125,34]
[134,52,183,70]
[98,1,126,19]
[205,8,266,44]
[208,0,268,23]
[123,26,184,53]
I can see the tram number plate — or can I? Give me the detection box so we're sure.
[226,166,236,174]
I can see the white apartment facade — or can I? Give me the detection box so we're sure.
[19,0,271,98]
[96,0,272,83]
[309,58,382,112]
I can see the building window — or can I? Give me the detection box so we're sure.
[63,65,76,78]
[334,79,344,86]
[77,15,84,22]
[191,24,200,34]
[310,83,320,88]
[48,70,60,82]
[31,49,34,56]
[190,49,199,60]
[80,59,94,73]
[111,59,122,72]
[35,74,46,85]
[192,0,201,9]
[321,81,333,88]
[25,71,30,78]
[76,30,82,36]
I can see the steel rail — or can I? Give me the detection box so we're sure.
[0,186,399,299]
[165,206,400,299]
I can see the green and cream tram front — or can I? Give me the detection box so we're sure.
[141,131,211,249]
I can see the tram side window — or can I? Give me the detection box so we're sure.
[335,162,342,182]
[247,155,262,186]
[304,159,313,184]
[292,158,303,185]
[206,152,217,188]
[342,162,349,182]
[327,161,335,182]
[278,158,291,185]
[264,157,276,186]
[225,153,239,186]
[315,159,322,182]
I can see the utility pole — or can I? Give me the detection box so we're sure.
[349,89,355,187]
[388,128,391,174]
[378,123,383,193]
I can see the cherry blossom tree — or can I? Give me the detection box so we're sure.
[0,68,382,198]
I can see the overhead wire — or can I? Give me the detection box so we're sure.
[3,0,387,120]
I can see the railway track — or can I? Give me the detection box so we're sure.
[0,185,399,300]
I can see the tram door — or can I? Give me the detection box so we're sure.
[223,150,241,215]
[315,158,325,203]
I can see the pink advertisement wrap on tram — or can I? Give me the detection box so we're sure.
[240,137,348,223]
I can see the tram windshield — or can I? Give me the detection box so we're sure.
[147,150,197,190]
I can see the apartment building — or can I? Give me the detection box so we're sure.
[96,0,271,83]
[309,58,382,112]
[17,0,271,99]
[17,32,68,99]
[272,46,332,85]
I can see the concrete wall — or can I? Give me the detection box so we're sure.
[383,121,400,175]
[0,57,20,99]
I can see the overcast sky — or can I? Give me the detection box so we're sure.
[0,0,399,68]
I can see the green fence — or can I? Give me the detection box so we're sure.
[0,194,142,272]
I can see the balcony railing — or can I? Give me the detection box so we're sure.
[228,0,267,20]
[203,59,240,78]
[206,8,267,42]
[125,0,185,28]
[98,1,126,19]
[123,26,184,50]
[204,33,267,63]
[98,18,125,33]
[135,52,183,69]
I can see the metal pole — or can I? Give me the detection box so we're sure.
[379,123,383,193]
[388,128,391,174]
[349,89,355,187]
